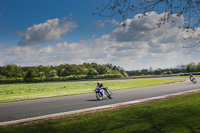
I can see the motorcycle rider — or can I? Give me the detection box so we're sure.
[189,74,195,81]
[95,81,108,93]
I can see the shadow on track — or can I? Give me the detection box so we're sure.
[86,99,99,101]
[86,98,112,101]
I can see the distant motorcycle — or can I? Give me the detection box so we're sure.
[94,86,113,100]
[191,78,197,84]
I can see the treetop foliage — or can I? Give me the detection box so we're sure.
[0,63,127,80]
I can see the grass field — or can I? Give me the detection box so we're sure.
[0,78,184,103]
[170,75,200,78]
[1,90,200,132]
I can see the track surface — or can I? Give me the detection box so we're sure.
[0,77,199,123]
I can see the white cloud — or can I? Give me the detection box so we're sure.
[1,12,200,70]
[96,20,105,28]
[96,19,117,28]
[92,34,96,38]
[18,17,77,46]
[111,12,185,43]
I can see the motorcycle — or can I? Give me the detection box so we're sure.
[191,78,197,84]
[94,86,113,100]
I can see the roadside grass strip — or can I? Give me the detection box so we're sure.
[1,89,200,132]
[169,75,200,78]
[0,79,184,103]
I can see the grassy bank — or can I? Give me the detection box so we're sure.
[0,79,184,103]
[1,90,200,132]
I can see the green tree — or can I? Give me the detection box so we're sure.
[39,72,45,77]
[120,70,128,77]
[25,69,37,79]
[38,65,45,72]
[87,68,99,75]
[61,64,74,76]
[197,63,200,72]
[167,71,173,74]
[108,70,122,75]
[96,65,108,74]
[154,69,162,75]
[43,66,52,77]
[50,70,57,77]
[186,63,197,72]
[75,66,88,75]
[141,69,148,75]
[2,64,23,78]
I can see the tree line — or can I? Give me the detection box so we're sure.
[0,63,128,83]
[0,62,199,83]
[126,62,200,76]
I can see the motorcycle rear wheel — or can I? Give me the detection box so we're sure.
[193,79,197,84]
[108,91,113,99]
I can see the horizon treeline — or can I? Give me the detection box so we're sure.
[0,63,128,83]
[0,62,199,83]
[127,62,200,76]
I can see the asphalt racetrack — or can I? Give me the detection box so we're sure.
[0,77,199,124]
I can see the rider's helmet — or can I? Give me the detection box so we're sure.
[97,81,101,86]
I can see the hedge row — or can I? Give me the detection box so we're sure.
[0,78,24,83]
[0,74,123,83]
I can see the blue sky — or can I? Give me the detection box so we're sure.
[0,0,200,70]
[0,0,112,46]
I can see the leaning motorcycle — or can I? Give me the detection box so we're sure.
[94,86,113,100]
[191,78,197,84]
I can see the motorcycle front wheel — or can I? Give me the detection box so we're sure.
[96,93,103,100]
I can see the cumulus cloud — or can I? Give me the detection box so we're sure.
[1,12,200,70]
[18,17,77,46]
[0,40,112,66]
[111,12,184,42]
[109,12,199,53]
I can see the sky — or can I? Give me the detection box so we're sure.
[0,0,200,70]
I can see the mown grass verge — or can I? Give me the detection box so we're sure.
[0,79,184,103]
[1,91,200,132]
[169,75,200,78]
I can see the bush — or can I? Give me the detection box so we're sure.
[0,78,24,83]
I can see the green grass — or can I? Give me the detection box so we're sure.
[1,91,200,132]
[0,79,184,103]
[171,75,200,78]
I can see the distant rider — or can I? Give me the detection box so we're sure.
[189,74,195,81]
